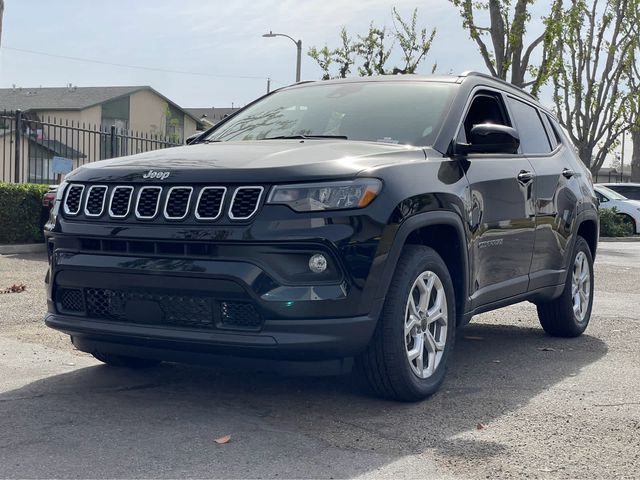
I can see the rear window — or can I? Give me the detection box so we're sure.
[208,82,457,146]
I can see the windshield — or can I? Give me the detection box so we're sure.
[596,185,628,200]
[207,81,456,146]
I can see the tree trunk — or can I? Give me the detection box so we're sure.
[632,128,640,182]
[577,144,594,173]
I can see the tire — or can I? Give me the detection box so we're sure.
[358,245,456,401]
[537,236,594,337]
[92,350,161,368]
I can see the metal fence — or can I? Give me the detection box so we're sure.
[1,110,182,185]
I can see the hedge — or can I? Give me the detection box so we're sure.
[599,207,634,237]
[0,182,50,244]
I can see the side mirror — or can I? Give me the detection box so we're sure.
[186,132,202,145]
[454,123,520,155]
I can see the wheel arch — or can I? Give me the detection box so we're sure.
[376,211,470,326]
[576,215,599,260]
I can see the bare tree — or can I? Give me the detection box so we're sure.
[625,27,640,181]
[551,0,639,174]
[450,0,562,96]
[308,8,437,79]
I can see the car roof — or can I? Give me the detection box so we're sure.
[599,183,640,187]
[282,71,549,115]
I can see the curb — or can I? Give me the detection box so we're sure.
[600,236,640,243]
[0,243,47,255]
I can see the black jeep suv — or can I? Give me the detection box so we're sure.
[44,72,598,401]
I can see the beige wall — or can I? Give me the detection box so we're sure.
[184,115,197,138]
[1,133,30,183]
[129,89,167,136]
[38,105,101,128]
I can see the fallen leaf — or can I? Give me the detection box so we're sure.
[215,435,231,444]
[538,347,556,352]
[492,360,501,363]
[476,423,486,430]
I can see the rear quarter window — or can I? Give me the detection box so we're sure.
[506,97,552,155]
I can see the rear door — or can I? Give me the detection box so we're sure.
[459,89,537,308]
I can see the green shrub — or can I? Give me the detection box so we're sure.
[0,182,50,244]
[599,207,634,237]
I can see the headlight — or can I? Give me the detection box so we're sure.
[268,179,382,212]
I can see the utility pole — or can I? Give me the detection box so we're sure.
[621,130,626,182]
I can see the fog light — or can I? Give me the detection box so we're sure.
[308,253,328,273]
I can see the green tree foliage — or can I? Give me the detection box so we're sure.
[551,0,640,174]
[308,8,436,79]
[449,0,562,96]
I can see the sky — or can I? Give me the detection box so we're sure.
[0,0,535,108]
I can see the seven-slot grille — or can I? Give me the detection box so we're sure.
[63,184,263,222]
[109,186,134,217]
[196,187,226,220]
[229,186,264,219]
[84,186,107,216]
[63,184,84,215]
[136,187,162,219]
[164,187,193,219]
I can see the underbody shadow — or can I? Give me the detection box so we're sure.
[0,322,607,478]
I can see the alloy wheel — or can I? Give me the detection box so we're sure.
[404,271,448,379]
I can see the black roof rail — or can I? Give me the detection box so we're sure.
[458,71,537,100]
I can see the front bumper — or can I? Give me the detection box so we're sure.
[45,240,383,361]
[46,310,377,361]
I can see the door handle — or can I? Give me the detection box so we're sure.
[562,168,576,179]
[517,170,535,184]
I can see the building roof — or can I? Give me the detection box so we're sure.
[33,138,85,159]
[185,107,240,126]
[0,85,200,122]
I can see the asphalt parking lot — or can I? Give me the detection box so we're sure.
[0,242,638,479]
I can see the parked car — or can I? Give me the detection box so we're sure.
[44,72,599,401]
[594,184,640,233]
[41,185,58,230]
[599,182,640,201]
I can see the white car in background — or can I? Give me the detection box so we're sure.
[594,184,640,234]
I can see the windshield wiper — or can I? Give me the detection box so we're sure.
[260,134,348,140]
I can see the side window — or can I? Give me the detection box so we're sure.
[506,97,552,154]
[595,191,608,203]
[458,93,510,143]
[540,114,559,149]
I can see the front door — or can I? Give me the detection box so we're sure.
[459,90,537,308]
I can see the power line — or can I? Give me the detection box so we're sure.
[1,46,273,81]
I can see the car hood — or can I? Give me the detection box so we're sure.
[66,140,427,184]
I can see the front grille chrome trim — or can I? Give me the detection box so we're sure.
[135,186,163,220]
[83,185,108,217]
[163,186,193,220]
[195,186,227,220]
[63,184,85,216]
[228,186,264,220]
[108,186,134,218]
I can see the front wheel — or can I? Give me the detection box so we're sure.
[536,236,594,337]
[358,245,456,401]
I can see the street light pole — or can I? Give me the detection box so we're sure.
[262,31,302,83]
